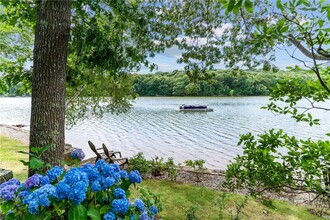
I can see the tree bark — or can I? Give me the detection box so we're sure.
[29,0,72,176]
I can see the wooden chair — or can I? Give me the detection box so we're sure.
[88,141,107,163]
[102,143,129,167]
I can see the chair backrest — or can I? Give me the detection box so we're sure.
[88,141,103,162]
[102,143,111,160]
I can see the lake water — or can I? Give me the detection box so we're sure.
[0,97,329,169]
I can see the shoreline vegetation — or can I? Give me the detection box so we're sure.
[0,133,326,219]
[0,70,316,97]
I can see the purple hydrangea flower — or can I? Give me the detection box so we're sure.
[0,184,19,201]
[71,148,85,161]
[114,188,126,199]
[25,174,42,189]
[0,178,20,189]
[47,166,63,181]
[128,170,142,183]
[134,199,145,212]
[111,198,130,215]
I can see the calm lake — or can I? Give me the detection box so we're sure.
[0,97,329,169]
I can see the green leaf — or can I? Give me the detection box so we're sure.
[4,213,15,220]
[87,208,101,220]
[227,0,236,13]
[68,205,87,220]
[244,0,253,13]
[99,205,111,215]
[276,0,282,9]
[1,201,14,214]
[29,157,45,169]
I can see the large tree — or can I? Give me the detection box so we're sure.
[28,0,72,175]
[0,0,173,172]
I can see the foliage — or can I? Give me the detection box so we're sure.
[133,70,315,96]
[185,205,199,220]
[225,129,330,202]
[128,153,178,181]
[128,153,153,175]
[184,160,207,182]
[18,146,52,175]
[0,160,160,220]
[263,68,330,125]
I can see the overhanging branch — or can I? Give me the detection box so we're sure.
[288,34,330,61]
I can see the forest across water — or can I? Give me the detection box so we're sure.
[132,69,316,96]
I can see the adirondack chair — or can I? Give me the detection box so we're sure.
[102,143,129,167]
[88,141,107,163]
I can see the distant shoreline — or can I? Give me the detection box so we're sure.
[0,124,29,145]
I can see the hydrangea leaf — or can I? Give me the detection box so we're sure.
[87,208,101,220]
[0,201,14,214]
[68,204,87,220]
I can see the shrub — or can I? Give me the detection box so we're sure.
[0,160,160,219]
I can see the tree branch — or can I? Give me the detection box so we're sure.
[288,34,330,61]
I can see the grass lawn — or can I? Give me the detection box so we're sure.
[132,179,324,220]
[0,135,28,181]
[0,135,326,219]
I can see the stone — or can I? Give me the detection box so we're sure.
[0,169,13,184]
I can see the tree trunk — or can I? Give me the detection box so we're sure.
[29,0,72,176]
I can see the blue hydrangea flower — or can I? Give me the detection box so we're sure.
[149,205,158,215]
[134,199,145,212]
[103,211,116,220]
[128,170,142,183]
[25,174,42,189]
[111,198,130,215]
[95,159,107,170]
[71,148,85,161]
[55,181,70,200]
[140,211,150,220]
[47,166,63,181]
[40,176,50,186]
[64,167,88,185]
[91,180,102,192]
[0,184,19,201]
[103,177,115,188]
[101,164,115,177]
[113,173,121,182]
[120,170,128,179]
[114,188,126,199]
[110,164,120,173]
[80,165,99,181]
[18,190,30,199]
[22,184,56,214]
[68,181,88,204]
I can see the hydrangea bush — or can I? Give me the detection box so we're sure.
[0,160,159,220]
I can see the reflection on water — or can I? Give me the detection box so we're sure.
[0,97,329,169]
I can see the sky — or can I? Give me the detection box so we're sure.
[138,45,309,74]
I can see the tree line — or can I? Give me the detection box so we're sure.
[133,69,315,96]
